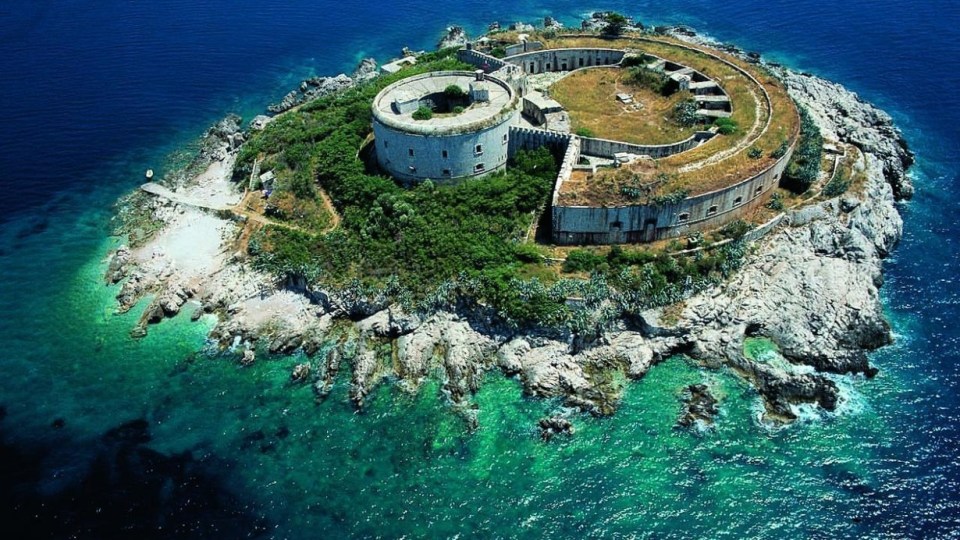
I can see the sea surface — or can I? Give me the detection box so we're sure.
[1,1,959,537]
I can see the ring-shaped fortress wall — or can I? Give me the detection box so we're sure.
[457,44,800,244]
[372,71,519,183]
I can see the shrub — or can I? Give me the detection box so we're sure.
[651,189,689,206]
[627,65,670,95]
[783,106,824,193]
[822,174,851,198]
[443,85,466,98]
[673,99,702,127]
[490,46,507,59]
[452,105,465,114]
[767,192,785,211]
[714,117,738,135]
[575,127,596,138]
[718,219,753,240]
[748,147,763,159]
[412,106,433,120]
[770,139,790,159]
[563,249,605,273]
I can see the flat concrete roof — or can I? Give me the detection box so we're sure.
[373,71,517,135]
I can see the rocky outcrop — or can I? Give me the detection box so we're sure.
[106,29,910,430]
[580,12,643,33]
[437,26,468,50]
[777,69,914,200]
[678,384,719,428]
[267,58,380,114]
[539,416,575,441]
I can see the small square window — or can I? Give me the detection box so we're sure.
[502,134,508,144]
[707,205,718,216]
[678,212,690,223]
[442,150,448,159]
[442,169,451,176]
[475,163,485,173]
[475,144,483,155]
[733,197,743,207]
[408,148,414,157]
[755,185,763,195]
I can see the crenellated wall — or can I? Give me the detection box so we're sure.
[457,49,508,72]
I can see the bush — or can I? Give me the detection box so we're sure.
[770,139,790,159]
[443,85,466,98]
[783,106,823,193]
[714,117,738,135]
[651,189,689,206]
[575,127,596,138]
[412,106,433,120]
[452,105,465,114]
[602,13,629,36]
[490,46,507,59]
[563,250,605,273]
[673,99,702,127]
[822,174,851,198]
[718,219,753,240]
[748,147,763,159]
[767,192,785,211]
[621,54,653,68]
[627,65,671,95]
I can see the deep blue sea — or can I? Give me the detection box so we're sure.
[1,1,959,537]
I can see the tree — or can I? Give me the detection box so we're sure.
[602,13,629,37]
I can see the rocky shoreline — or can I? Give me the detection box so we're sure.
[105,20,913,430]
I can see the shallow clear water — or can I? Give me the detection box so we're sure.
[1,1,959,537]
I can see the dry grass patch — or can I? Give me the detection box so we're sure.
[550,68,700,145]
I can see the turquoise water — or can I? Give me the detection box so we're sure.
[1,1,959,537]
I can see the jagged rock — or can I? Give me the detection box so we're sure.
[678,384,719,427]
[250,115,272,130]
[352,57,379,82]
[313,347,340,400]
[539,416,575,441]
[509,22,535,32]
[543,16,563,30]
[437,26,468,50]
[205,114,242,143]
[106,245,131,284]
[580,12,643,33]
[241,349,255,366]
[290,363,310,383]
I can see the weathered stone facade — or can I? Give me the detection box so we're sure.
[372,70,519,183]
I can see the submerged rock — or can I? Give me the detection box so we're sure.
[539,416,575,441]
[678,384,719,428]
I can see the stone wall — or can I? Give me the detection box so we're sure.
[503,41,543,57]
[579,132,716,160]
[457,49,508,72]
[374,116,516,183]
[551,145,795,244]
[504,48,626,74]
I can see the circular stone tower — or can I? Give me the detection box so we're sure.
[372,70,519,183]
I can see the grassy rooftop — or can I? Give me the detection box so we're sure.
[550,67,702,145]
[536,33,799,204]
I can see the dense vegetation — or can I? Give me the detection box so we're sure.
[236,51,749,329]
[782,106,824,193]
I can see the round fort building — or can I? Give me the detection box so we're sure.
[372,70,519,183]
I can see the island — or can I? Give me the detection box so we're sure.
[106,13,914,430]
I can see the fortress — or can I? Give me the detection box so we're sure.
[371,34,800,244]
